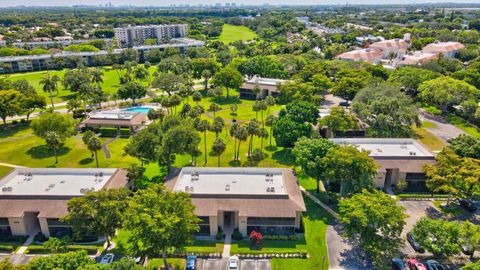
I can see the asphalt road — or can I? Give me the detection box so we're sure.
[327,225,372,270]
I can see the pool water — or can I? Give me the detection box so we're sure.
[122,107,153,113]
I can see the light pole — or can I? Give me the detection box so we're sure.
[322,255,326,269]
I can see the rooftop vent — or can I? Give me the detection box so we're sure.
[266,187,276,193]
[48,184,55,188]
[60,180,65,184]
[225,184,230,191]
[1,186,12,192]
[80,188,87,194]
[185,186,189,192]
[190,186,194,192]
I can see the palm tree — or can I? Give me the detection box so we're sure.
[211,138,226,167]
[265,115,277,148]
[134,66,149,83]
[52,75,60,95]
[45,131,60,164]
[210,116,224,139]
[39,74,58,108]
[234,126,248,161]
[194,119,210,165]
[91,68,104,88]
[82,130,96,158]
[229,123,239,160]
[87,135,102,168]
[246,119,260,156]
[209,102,220,118]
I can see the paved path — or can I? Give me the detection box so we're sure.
[222,227,232,258]
[300,187,339,219]
[0,162,25,168]
[420,110,464,143]
[15,231,38,255]
[101,136,118,159]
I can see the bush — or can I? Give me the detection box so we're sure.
[11,120,18,125]
[0,235,28,243]
[393,179,408,193]
[316,191,339,207]
[34,232,47,243]
[232,229,243,240]
[215,227,224,240]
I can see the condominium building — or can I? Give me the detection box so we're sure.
[336,48,383,64]
[114,24,188,47]
[422,41,465,58]
[165,167,306,237]
[0,168,128,238]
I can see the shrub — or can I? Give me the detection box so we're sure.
[215,227,224,240]
[34,232,47,243]
[11,120,18,125]
[249,230,263,248]
[393,179,408,193]
[232,229,243,240]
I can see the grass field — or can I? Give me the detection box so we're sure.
[147,258,185,270]
[215,24,258,44]
[412,125,447,153]
[446,115,480,138]
[0,66,156,104]
[0,165,13,178]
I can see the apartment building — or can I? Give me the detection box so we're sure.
[336,48,383,64]
[422,41,465,58]
[165,167,306,237]
[114,24,188,47]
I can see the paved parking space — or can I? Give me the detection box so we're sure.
[197,258,271,270]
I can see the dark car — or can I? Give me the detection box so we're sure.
[461,245,474,256]
[425,260,445,270]
[392,258,407,270]
[407,233,425,253]
[339,101,350,107]
[458,199,477,212]
[186,255,197,270]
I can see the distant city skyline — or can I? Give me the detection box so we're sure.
[1,0,479,7]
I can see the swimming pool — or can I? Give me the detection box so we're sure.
[122,107,154,113]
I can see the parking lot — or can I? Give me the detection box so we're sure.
[196,258,271,270]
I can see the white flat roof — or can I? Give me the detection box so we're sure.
[0,168,117,197]
[331,138,434,157]
[174,167,287,196]
[89,111,137,120]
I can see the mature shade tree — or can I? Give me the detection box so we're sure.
[284,101,319,125]
[418,77,480,114]
[0,90,23,127]
[339,189,406,268]
[86,135,102,168]
[39,74,60,108]
[67,97,82,116]
[272,117,312,148]
[147,108,165,123]
[117,81,146,104]
[21,93,46,121]
[192,58,221,91]
[212,66,244,98]
[460,221,480,260]
[447,134,480,159]
[63,188,129,247]
[388,67,439,93]
[424,148,480,203]
[122,184,199,270]
[152,73,191,96]
[62,69,91,93]
[292,137,337,193]
[237,55,287,79]
[322,145,378,197]
[330,69,372,101]
[160,121,200,168]
[158,55,192,75]
[277,81,320,104]
[320,106,359,137]
[212,138,226,166]
[412,217,462,257]
[31,112,74,164]
[352,83,419,138]
[90,68,104,87]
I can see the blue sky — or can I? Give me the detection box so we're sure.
[0,0,479,7]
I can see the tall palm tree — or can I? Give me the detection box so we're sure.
[194,119,210,165]
[91,68,104,88]
[229,123,239,160]
[212,138,226,167]
[87,135,102,168]
[52,75,60,95]
[45,131,60,164]
[134,66,149,83]
[234,126,248,161]
[39,74,57,108]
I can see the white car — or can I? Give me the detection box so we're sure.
[100,253,116,264]
[228,256,239,270]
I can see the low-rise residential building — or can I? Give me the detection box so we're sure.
[0,168,128,238]
[331,138,435,191]
[0,38,204,74]
[336,48,383,64]
[397,52,438,66]
[239,76,287,99]
[355,35,384,46]
[80,110,149,134]
[165,167,306,237]
[422,41,465,58]
[369,38,410,59]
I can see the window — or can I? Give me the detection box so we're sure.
[0,218,11,238]
[247,217,295,226]
[247,226,295,235]
[197,216,210,236]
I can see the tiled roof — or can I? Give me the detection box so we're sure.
[422,42,465,53]
[370,39,409,50]
[337,48,383,61]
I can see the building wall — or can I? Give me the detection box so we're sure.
[208,215,218,236]
[38,218,50,238]
[239,216,248,235]
[8,217,26,236]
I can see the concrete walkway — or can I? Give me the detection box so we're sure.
[0,162,26,168]
[101,136,118,159]
[300,187,339,220]
[222,227,233,258]
[15,230,38,255]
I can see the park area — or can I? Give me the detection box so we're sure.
[215,24,258,44]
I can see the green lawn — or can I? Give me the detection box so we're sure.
[215,24,258,44]
[432,200,465,216]
[412,125,447,152]
[147,258,185,270]
[271,197,334,270]
[0,165,13,178]
[185,240,224,254]
[0,65,156,104]
[446,115,480,138]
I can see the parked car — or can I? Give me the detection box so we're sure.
[100,253,116,264]
[458,199,477,212]
[228,256,239,270]
[407,233,425,253]
[425,260,445,270]
[186,255,197,270]
[391,258,407,270]
[339,101,350,107]
[407,259,427,270]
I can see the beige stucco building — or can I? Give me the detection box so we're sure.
[165,167,306,237]
[0,168,128,239]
